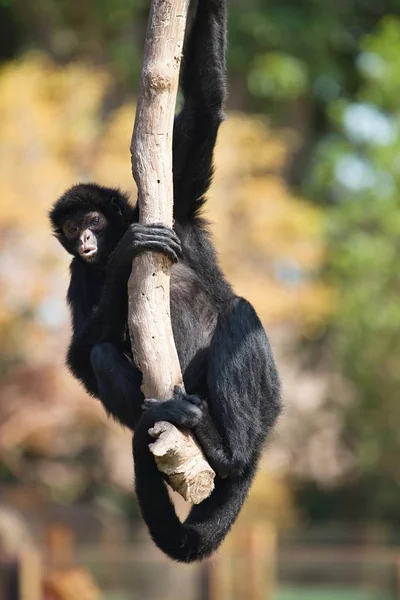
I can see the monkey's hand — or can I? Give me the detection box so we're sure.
[142,389,230,480]
[142,387,205,430]
[111,223,182,267]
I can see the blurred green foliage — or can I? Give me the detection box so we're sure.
[309,16,400,517]
[228,0,398,112]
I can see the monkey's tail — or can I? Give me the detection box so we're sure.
[132,422,254,563]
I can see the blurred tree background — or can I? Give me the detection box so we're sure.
[0,0,399,547]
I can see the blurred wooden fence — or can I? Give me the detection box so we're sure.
[0,548,41,600]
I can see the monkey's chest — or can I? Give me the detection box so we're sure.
[169,263,217,385]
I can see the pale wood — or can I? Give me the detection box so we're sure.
[128,0,215,504]
[19,546,42,600]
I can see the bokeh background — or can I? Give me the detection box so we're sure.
[0,0,399,598]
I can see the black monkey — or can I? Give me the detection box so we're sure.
[49,0,281,563]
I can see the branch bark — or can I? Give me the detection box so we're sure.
[128,0,215,504]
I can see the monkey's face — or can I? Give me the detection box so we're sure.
[62,211,108,263]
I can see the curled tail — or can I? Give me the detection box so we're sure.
[132,415,254,563]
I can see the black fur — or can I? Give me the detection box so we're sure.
[50,0,281,563]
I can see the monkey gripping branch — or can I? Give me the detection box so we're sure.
[128,0,216,504]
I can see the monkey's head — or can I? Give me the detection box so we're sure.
[49,183,136,265]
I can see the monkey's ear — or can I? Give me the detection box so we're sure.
[111,197,123,218]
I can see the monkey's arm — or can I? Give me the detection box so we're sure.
[67,259,143,427]
[66,259,97,334]
[66,256,130,396]
[172,0,227,223]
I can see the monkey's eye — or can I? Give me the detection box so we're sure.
[90,214,106,230]
[63,224,79,239]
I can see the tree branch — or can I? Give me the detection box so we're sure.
[128,0,215,504]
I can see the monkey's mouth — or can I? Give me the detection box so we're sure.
[81,247,97,261]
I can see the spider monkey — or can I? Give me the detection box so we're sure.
[49,0,281,563]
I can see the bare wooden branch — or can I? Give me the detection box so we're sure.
[128,0,215,504]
